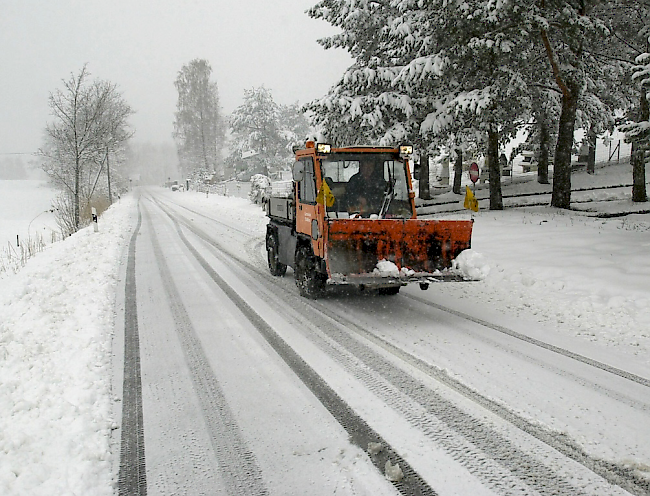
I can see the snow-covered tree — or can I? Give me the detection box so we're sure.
[39,65,133,231]
[529,1,634,207]
[229,87,308,179]
[621,47,650,202]
[173,59,225,179]
[307,0,535,208]
[611,3,650,203]
[308,0,646,209]
[278,102,312,153]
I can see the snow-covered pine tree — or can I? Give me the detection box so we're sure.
[308,0,646,208]
[229,87,302,179]
[308,0,533,209]
[610,2,650,203]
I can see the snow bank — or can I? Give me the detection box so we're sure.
[374,260,400,277]
[0,198,135,496]
[452,249,490,281]
[455,210,650,359]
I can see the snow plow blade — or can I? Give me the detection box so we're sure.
[325,219,473,285]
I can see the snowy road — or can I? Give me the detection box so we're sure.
[115,189,650,496]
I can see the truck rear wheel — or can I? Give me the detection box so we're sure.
[295,245,326,298]
[267,235,287,276]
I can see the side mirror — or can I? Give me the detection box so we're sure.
[292,161,305,181]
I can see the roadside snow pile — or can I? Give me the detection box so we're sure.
[441,210,650,360]
[372,253,490,281]
[374,260,400,277]
[452,249,490,280]
[0,198,135,496]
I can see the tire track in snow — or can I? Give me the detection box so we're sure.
[273,298,597,495]
[153,193,255,238]
[142,204,269,496]
[166,208,607,495]
[405,293,650,389]
[148,192,649,495]
[313,301,650,496]
[402,296,649,413]
[118,206,147,496]
[150,199,439,496]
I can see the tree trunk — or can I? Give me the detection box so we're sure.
[551,81,580,209]
[487,129,503,210]
[537,109,550,184]
[106,148,113,204]
[74,158,81,230]
[587,127,596,175]
[419,153,431,200]
[201,120,209,171]
[453,149,462,194]
[632,90,648,203]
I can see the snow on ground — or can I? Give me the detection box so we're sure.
[0,164,649,494]
[0,197,137,496]
[419,161,650,361]
[0,180,59,250]
[448,208,650,357]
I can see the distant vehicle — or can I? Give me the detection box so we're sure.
[171,184,179,191]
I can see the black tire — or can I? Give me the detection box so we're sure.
[294,245,326,298]
[267,235,287,276]
[377,286,400,296]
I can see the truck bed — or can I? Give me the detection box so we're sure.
[267,196,294,223]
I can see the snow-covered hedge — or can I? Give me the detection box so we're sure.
[248,174,271,205]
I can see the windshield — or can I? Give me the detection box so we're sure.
[320,153,412,219]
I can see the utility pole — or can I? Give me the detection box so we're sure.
[106,146,113,204]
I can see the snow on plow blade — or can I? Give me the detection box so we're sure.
[326,219,473,285]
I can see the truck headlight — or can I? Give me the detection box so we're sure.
[316,143,332,154]
[399,145,413,158]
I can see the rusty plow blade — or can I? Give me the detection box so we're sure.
[325,219,473,287]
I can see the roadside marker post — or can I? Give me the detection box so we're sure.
[92,207,98,232]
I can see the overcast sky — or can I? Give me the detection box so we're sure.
[0,0,352,156]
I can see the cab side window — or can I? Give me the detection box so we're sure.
[298,158,317,203]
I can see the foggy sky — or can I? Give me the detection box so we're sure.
[0,0,352,156]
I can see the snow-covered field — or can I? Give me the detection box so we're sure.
[0,167,649,494]
[0,180,59,251]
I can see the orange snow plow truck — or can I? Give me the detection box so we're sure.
[265,142,473,298]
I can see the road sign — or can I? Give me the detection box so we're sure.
[469,162,479,183]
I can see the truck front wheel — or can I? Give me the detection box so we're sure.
[267,235,287,276]
[294,245,326,298]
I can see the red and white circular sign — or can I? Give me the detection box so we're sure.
[469,162,480,183]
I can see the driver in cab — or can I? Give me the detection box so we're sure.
[345,159,387,216]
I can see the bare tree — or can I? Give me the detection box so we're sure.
[39,65,133,230]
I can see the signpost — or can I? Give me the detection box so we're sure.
[469,162,479,184]
[92,207,98,232]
